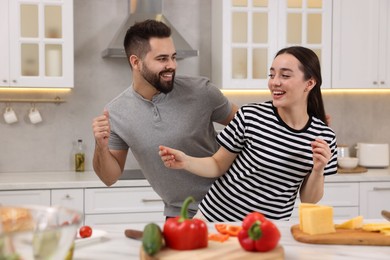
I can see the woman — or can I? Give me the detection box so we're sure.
[159,46,338,221]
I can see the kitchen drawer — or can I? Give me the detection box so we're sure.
[0,190,50,206]
[84,187,163,214]
[85,212,165,225]
[51,189,84,213]
[319,182,359,206]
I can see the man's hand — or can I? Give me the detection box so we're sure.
[92,110,110,149]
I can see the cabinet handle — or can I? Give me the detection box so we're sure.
[12,80,17,83]
[373,81,378,85]
[2,79,7,83]
[64,194,71,199]
[142,198,163,203]
[380,81,385,85]
[373,187,390,191]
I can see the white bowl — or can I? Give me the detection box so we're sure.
[338,157,359,169]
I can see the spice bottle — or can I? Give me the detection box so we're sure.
[75,139,85,172]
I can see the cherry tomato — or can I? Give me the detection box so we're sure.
[79,225,93,238]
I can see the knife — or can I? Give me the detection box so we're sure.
[124,229,143,240]
[381,210,390,221]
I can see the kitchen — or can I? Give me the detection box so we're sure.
[1,0,390,259]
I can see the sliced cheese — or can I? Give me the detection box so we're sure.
[299,203,336,235]
[335,216,364,229]
[362,223,390,232]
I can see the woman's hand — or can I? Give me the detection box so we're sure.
[311,138,331,174]
[159,145,187,169]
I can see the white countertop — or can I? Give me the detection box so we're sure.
[0,168,389,191]
[72,220,390,260]
[0,171,150,190]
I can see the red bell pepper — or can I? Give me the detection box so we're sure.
[163,196,208,250]
[238,212,281,252]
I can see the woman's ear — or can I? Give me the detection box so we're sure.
[305,78,316,92]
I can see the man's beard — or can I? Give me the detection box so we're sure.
[141,63,175,94]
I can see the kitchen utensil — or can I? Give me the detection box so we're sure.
[3,106,18,124]
[356,143,389,168]
[140,239,284,260]
[337,145,350,158]
[337,157,359,169]
[337,165,367,174]
[0,205,82,260]
[381,210,390,221]
[124,229,143,240]
[75,229,108,248]
[291,224,390,245]
[28,105,43,124]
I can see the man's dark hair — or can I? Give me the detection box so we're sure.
[123,19,171,66]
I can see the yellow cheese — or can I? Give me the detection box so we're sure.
[362,223,390,232]
[298,203,319,230]
[299,203,336,235]
[335,216,364,229]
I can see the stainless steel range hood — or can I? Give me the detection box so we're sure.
[101,0,199,59]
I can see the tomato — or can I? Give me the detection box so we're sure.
[79,225,93,238]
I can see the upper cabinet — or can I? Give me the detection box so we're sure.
[0,0,74,88]
[212,0,332,89]
[332,0,390,89]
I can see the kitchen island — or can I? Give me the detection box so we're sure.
[72,220,390,260]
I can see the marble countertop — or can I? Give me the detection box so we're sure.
[0,168,389,191]
[72,220,390,260]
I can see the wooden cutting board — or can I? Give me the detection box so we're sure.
[291,224,390,246]
[337,166,367,173]
[140,239,284,260]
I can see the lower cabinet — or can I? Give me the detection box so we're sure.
[360,182,390,218]
[84,187,165,225]
[51,189,84,214]
[291,182,360,221]
[0,189,51,206]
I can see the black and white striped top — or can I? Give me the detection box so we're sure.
[199,101,338,221]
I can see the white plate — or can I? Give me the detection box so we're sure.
[75,229,108,248]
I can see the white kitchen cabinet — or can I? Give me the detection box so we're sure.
[212,0,332,89]
[51,189,84,213]
[0,0,74,88]
[84,187,165,225]
[332,0,390,89]
[360,182,390,218]
[0,189,50,206]
[291,182,359,221]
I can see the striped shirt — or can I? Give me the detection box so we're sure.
[198,101,338,221]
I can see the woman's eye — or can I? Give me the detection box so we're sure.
[268,74,275,79]
[282,75,290,78]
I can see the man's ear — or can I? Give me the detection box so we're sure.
[129,55,140,70]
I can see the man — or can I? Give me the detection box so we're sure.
[92,19,238,218]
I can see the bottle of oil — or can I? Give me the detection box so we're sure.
[75,139,85,172]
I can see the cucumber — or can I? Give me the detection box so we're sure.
[142,223,163,256]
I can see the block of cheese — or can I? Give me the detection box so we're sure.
[336,216,363,229]
[299,203,336,235]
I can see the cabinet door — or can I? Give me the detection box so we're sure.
[0,190,50,206]
[0,1,9,87]
[332,0,388,89]
[212,0,332,89]
[51,189,84,213]
[8,0,74,88]
[360,182,390,218]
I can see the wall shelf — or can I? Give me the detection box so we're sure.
[0,96,65,104]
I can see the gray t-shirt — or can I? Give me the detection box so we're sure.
[106,75,233,217]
